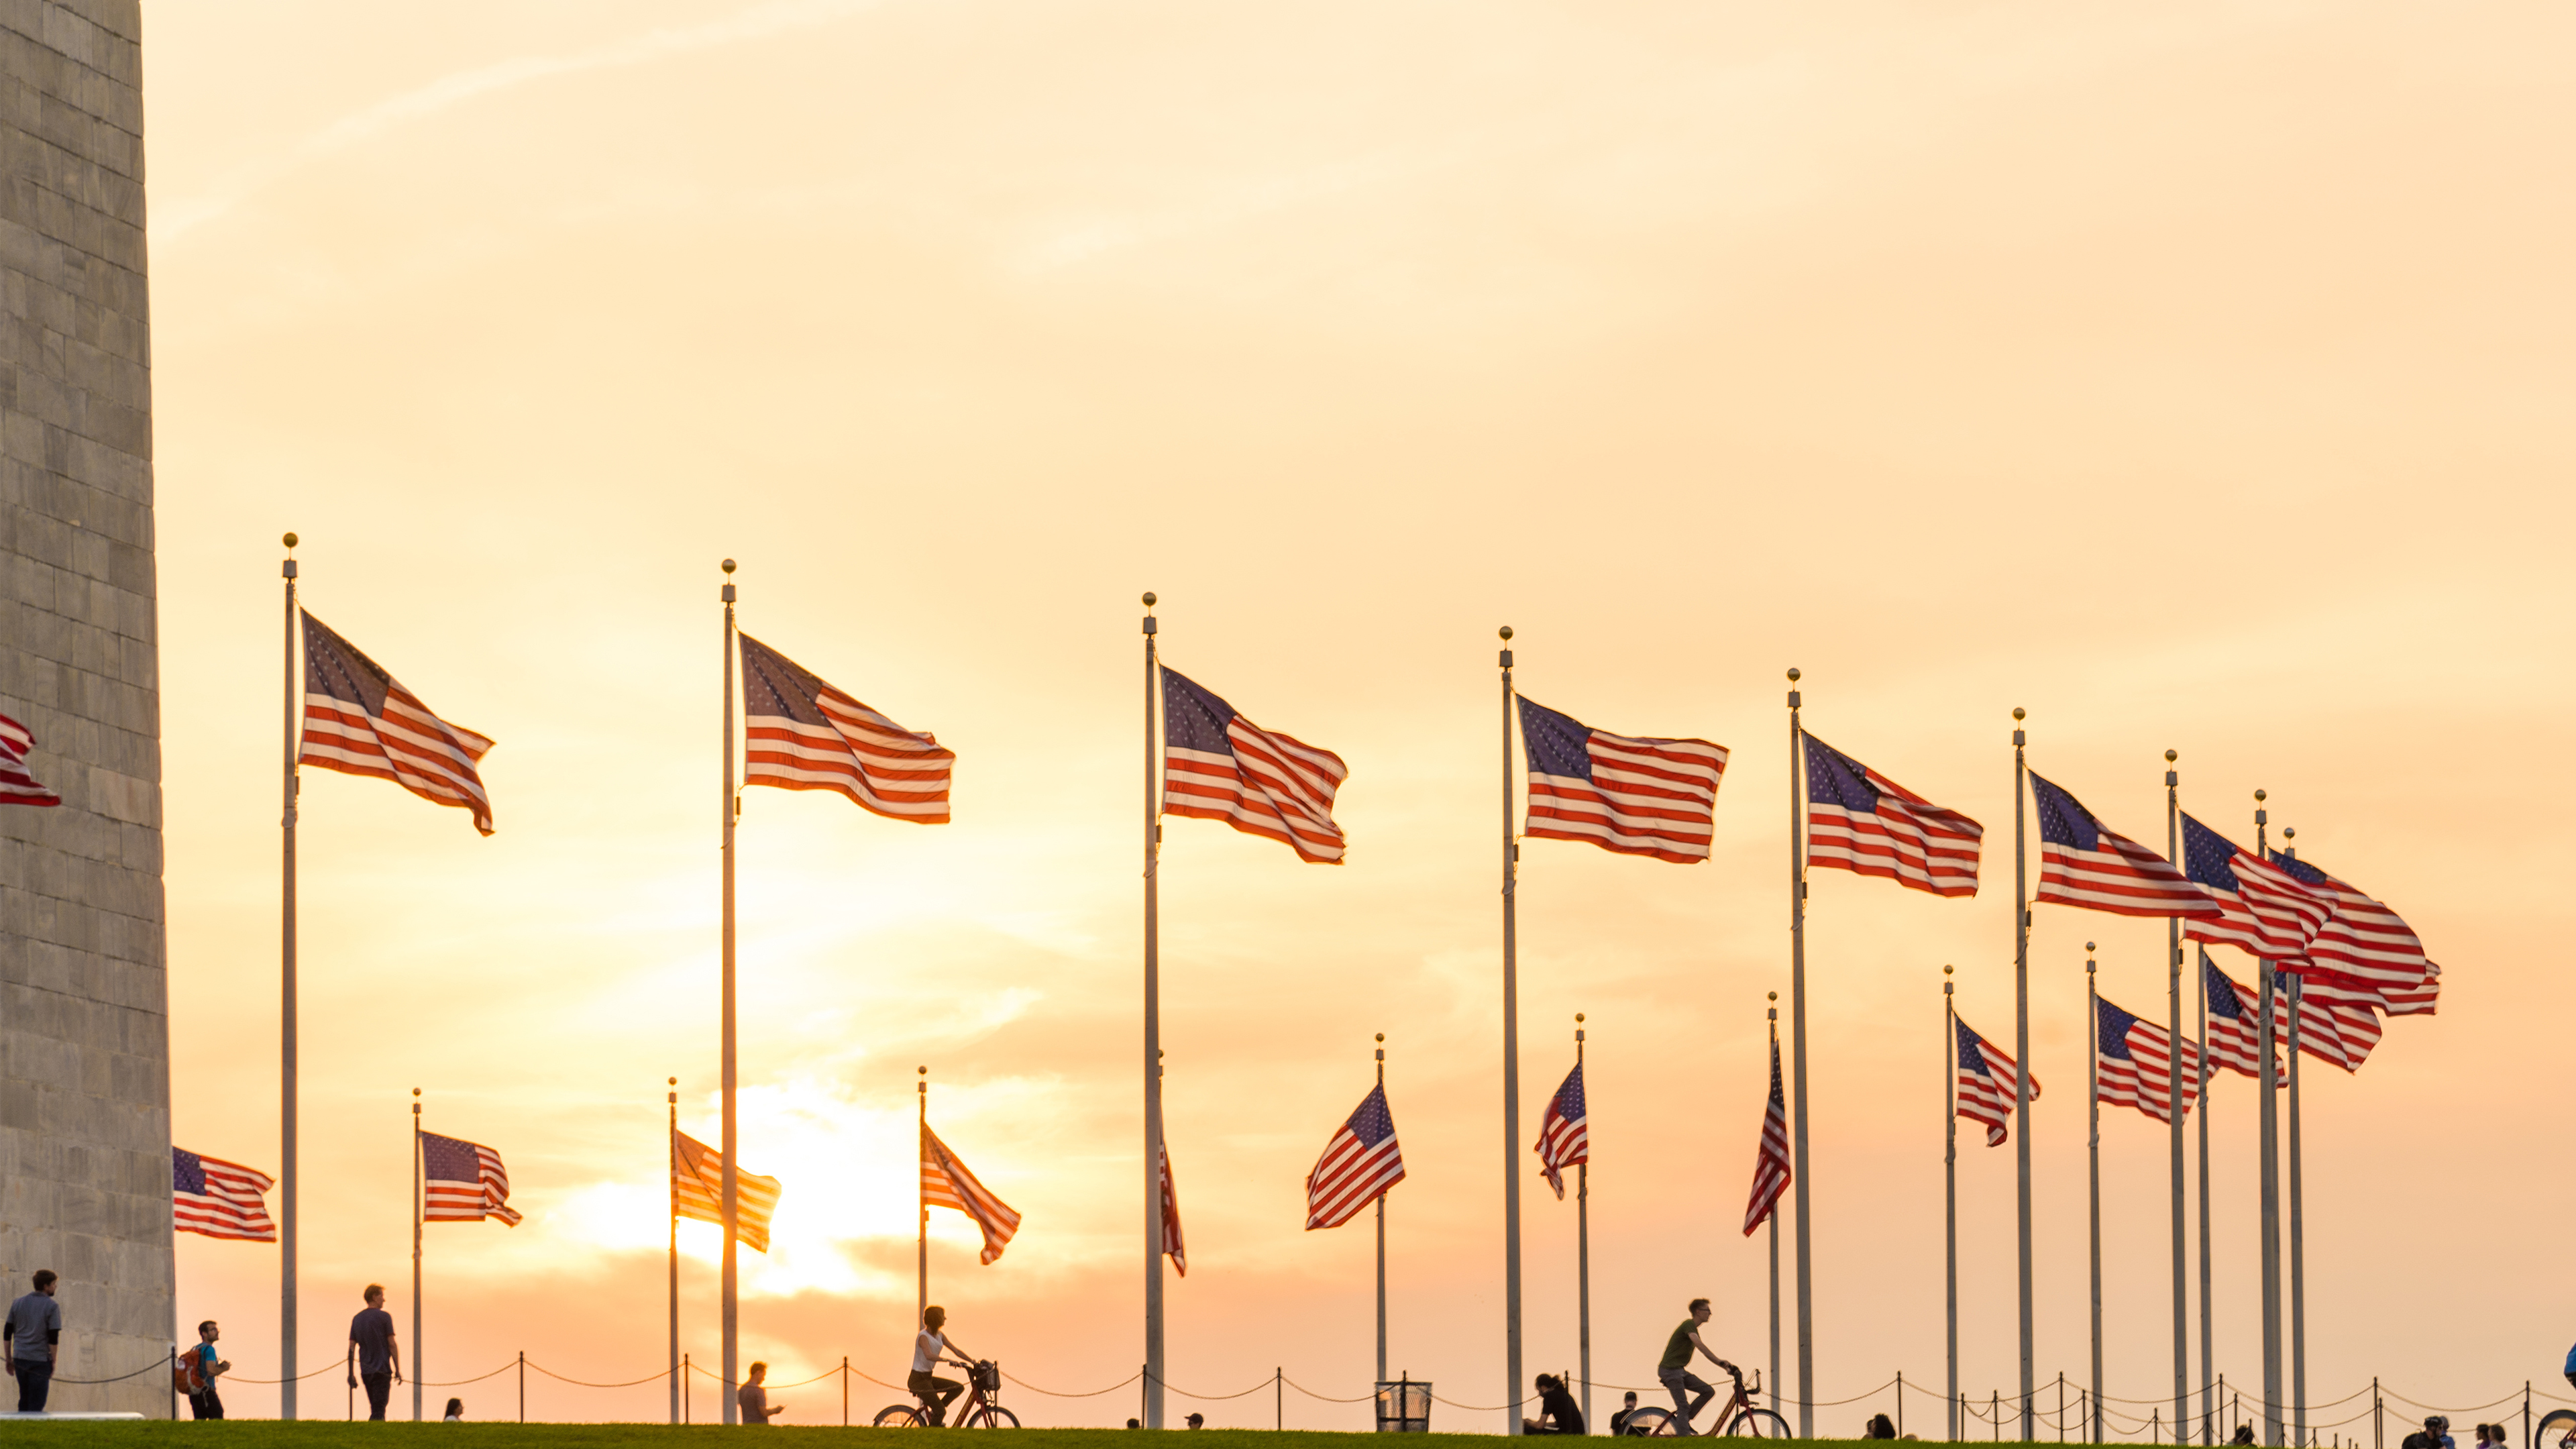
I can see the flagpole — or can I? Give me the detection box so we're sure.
[2086,945,2102,1446]
[918,1067,929,1327]
[2277,826,2306,1449]
[1376,1034,1388,1386]
[719,559,740,1425]
[1143,592,1166,1432]
[1786,669,1814,1440]
[2196,945,2214,1446]
[1499,626,1525,1436]
[2253,791,2280,1448]
[2012,706,2033,1442]
[1943,967,1957,1443]
[669,1077,680,1426]
[412,1088,423,1424]
[2167,751,2187,1446]
[280,533,301,1421]
[1574,1016,1590,1432]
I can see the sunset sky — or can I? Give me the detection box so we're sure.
[140,0,2573,1430]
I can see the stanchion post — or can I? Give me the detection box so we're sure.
[844,1356,851,1426]
[519,1350,526,1423]
[1277,1367,1283,1431]
[684,1352,692,1424]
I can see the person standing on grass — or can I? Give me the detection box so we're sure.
[345,1284,402,1421]
[739,1362,786,1424]
[185,1320,230,1419]
[5,1270,62,1414]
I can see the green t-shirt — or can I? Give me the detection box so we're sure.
[1660,1320,1697,1372]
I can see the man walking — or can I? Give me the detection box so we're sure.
[4,1270,62,1414]
[1656,1297,1735,1436]
[345,1285,402,1421]
[184,1321,231,1419]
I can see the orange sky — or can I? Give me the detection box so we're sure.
[142,0,2574,1430]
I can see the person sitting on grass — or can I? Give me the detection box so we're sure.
[1523,1372,1586,1436]
[443,1398,463,1422]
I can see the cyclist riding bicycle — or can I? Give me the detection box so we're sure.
[1657,1297,1737,1436]
[910,1305,977,1426]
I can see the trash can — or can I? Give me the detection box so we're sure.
[1375,1375,1431,1433]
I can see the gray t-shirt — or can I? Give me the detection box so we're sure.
[5,1292,60,1362]
[350,1307,396,1375]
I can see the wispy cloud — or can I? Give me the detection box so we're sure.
[155,0,888,240]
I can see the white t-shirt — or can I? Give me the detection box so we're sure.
[912,1330,948,1375]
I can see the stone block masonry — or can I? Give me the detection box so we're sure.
[0,0,171,1416]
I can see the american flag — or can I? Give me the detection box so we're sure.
[299,612,496,835]
[1160,666,1348,864]
[2384,961,2442,1018]
[1533,1063,1587,1201]
[2092,996,2202,1125]
[421,1131,521,1226]
[2200,954,2277,1082]
[1159,1137,1186,1277]
[173,1148,275,1242]
[1953,1016,2037,1148]
[739,633,953,822]
[2272,970,2374,1075]
[1306,1083,1404,1230]
[1517,697,1728,863]
[1803,735,1982,896]
[2269,851,2438,1018]
[1740,1034,1792,1236]
[922,1124,1021,1265]
[0,708,60,807]
[672,1130,782,1254]
[2029,773,2217,918]
[2179,814,2332,965]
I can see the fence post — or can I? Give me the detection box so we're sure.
[841,1356,849,1427]
[1142,1364,1148,1428]
[168,1346,178,1421]
[684,1352,692,1424]
[2373,1379,2381,1449]
[1900,1371,1907,1440]
[2526,1381,2532,1449]
[1277,1368,1283,1432]
[519,1350,526,1423]
[1995,1390,2002,1442]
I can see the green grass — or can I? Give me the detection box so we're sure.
[6,1426,1888,1447]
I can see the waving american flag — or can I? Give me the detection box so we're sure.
[1159,1137,1186,1277]
[173,1148,276,1242]
[1161,665,1348,864]
[1741,1034,1792,1236]
[2200,953,2277,1082]
[2270,851,2437,1017]
[672,1130,782,1253]
[2093,996,2200,1125]
[1953,1016,2037,1147]
[1306,1083,1404,1230]
[2180,814,2331,963]
[2030,773,2214,918]
[1803,734,1982,896]
[421,1131,521,1226]
[922,1124,1021,1265]
[299,612,496,835]
[1533,1063,1587,1201]
[1517,696,1727,863]
[740,633,953,822]
[0,708,60,807]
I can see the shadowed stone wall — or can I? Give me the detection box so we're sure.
[0,0,170,1417]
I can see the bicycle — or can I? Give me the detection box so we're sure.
[873,1359,1020,1429]
[1619,1362,1792,1438]
[2534,1407,2575,1449]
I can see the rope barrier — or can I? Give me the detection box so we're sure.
[1000,1368,1142,1399]
[50,1359,176,1386]
[526,1362,674,1390]
[225,1360,347,1385]
[1144,1370,1277,1401]
[413,1360,518,1388]
[1282,1375,1375,1403]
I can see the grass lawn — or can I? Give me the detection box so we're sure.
[3,1427,1890,1448]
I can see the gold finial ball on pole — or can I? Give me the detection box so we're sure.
[2283,826,2296,841]
[1786,667,1800,682]
[1142,592,1157,608]
[720,558,737,575]
[1941,965,1952,977]
[917,1066,927,1075]
[2086,941,2096,953]
[2165,749,2178,763]
[1768,989,1779,1000]
[282,531,298,549]
[668,1076,678,1087]
[1574,1012,1585,1023]
[2253,788,2266,802]
[2012,706,2026,721]
[1498,625,1513,641]
[1374,1032,1385,1043]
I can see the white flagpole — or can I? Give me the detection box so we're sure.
[669,1077,680,1425]
[1769,985,1781,1417]
[2253,791,2280,1447]
[280,533,301,1420]
[719,559,740,1424]
[1143,592,1166,1430]
[1786,669,1814,1439]
[2086,946,2102,1446]
[411,1089,423,1423]
[2197,947,2214,1445]
[1499,627,1525,1436]
[1943,967,1957,1442]
[2167,751,2188,1445]
[2011,708,2033,1441]
[1376,1035,1388,1386]
[919,1067,929,1327]
[1574,1017,1590,1432]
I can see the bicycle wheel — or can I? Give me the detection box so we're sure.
[962,1405,1021,1429]
[2535,1409,2576,1449]
[1622,1407,1677,1436]
[873,1404,927,1427]
[1725,1407,1793,1438]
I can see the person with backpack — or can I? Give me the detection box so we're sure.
[182,1321,230,1419]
